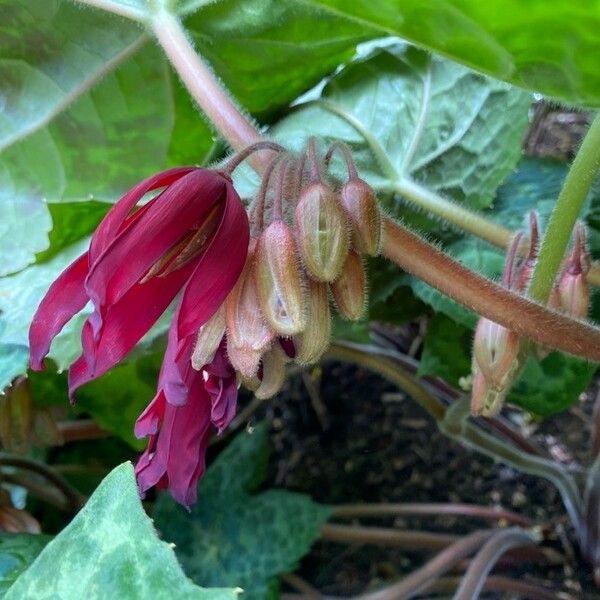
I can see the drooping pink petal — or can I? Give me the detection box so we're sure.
[86,170,227,311]
[176,181,250,341]
[89,167,195,263]
[205,345,237,433]
[68,257,198,398]
[29,252,89,371]
[135,377,212,507]
[134,391,166,438]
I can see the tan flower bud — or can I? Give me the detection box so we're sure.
[557,223,590,320]
[255,345,286,400]
[330,251,367,321]
[470,317,520,416]
[340,178,382,256]
[294,182,349,281]
[254,221,307,336]
[225,244,274,377]
[191,306,226,370]
[295,280,331,365]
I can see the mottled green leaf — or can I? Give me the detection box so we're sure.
[155,425,332,600]
[270,43,530,211]
[305,0,600,107]
[0,534,51,597]
[5,463,237,600]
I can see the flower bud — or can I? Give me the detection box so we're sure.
[294,182,349,281]
[191,306,226,370]
[295,280,331,365]
[471,317,520,416]
[225,244,274,377]
[557,223,590,320]
[255,345,286,400]
[340,178,381,256]
[254,221,307,336]
[330,251,367,321]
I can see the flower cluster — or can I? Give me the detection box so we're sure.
[28,140,382,506]
[471,212,591,416]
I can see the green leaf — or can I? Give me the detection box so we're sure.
[0,534,51,597]
[5,463,237,600]
[186,0,377,115]
[155,425,332,600]
[305,0,600,107]
[418,314,472,387]
[509,353,597,417]
[270,43,530,211]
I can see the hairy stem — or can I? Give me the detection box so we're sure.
[383,218,600,362]
[529,112,600,303]
[453,528,539,600]
[151,10,265,155]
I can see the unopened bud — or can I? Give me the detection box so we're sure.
[557,223,590,319]
[294,182,349,281]
[191,306,226,370]
[225,244,274,377]
[255,345,286,400]
[295,280,331,365]
[471,317,520,416]
[340,178,381,256]
[513,212,540,292]
[255,221,306,336]
[330,251,367,321]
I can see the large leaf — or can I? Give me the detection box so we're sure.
[0,0,374,275]
[155,424,332,600]
[306,1,600,107]
[0,534,51,597]
[5,463,237,600]
[269,43,530,211]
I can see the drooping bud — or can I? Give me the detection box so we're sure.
[225,243,274,377]
[340,178,382,256]
[191,306,226,370]
[471,317,520,416]
[295,280,331,365]
[330,251,367,321]
[557,223,590,320]
[254,221,307,335]
[513,212,540,292]
[294,182,349,282]
[255,345,286,400]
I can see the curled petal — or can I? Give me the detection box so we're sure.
[29,253,89,371]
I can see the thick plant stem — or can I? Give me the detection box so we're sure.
[529,112,600,303]
[74,0,146,20]
[151,10,265,153]
[382,218,600,362]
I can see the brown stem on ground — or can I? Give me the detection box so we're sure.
[332,503,531,528]
[2,472,68,512]
[56,420,109,443]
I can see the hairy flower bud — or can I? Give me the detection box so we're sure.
[254,221,306,336]
[340,178,381,256]
[294,182,349,281]
[295,280,331,364]
[191,306,226,370]
[225,244,274,377]
[255,345,286,400]
[330,251,367,321]
[471,318,520,416]
[557,223,590,320]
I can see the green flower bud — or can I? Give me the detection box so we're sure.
[295,280,331,365]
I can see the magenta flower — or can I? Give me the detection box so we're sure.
[29,166,249,505]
